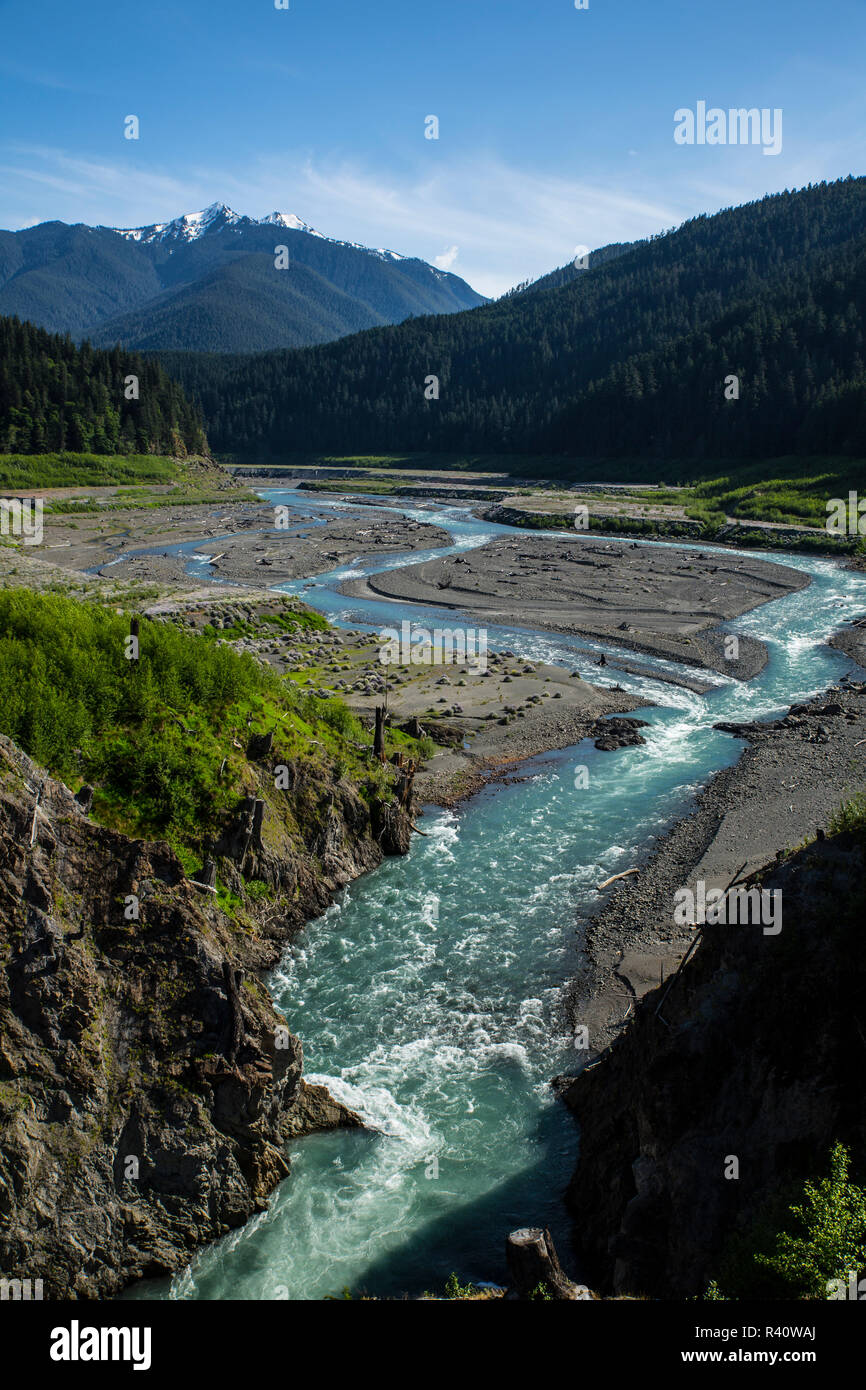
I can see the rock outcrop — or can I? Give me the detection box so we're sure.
[558,831,866,1298]
[0,734,410,1297]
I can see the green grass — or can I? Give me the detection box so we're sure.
[0,453,256,510]
[0,589,436,869]
[687,459,866,528]
[0,590,412,856]
[829,792,866,838]
[0,452,181,489]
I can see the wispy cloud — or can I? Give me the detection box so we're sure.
[0,146,209,223]
[0,60,93,94]
[225,152,685,295]
[0,141,858,297]
[433,246,459,271]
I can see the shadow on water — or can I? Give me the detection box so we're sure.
[339,1100,582,1299]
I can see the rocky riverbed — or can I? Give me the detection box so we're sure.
[340,534,810,679]
[36,496,452,587]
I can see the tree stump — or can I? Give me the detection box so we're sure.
[196,857,217,891]
[397,761,416,810]
[505,1227,581,1300]
[374,706,386,761]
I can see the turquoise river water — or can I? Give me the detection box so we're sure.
[121,491,866,1300]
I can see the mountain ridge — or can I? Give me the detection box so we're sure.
[0,204,486,353]
[158,176,866,463]
[107,200,410,264]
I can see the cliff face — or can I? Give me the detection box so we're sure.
[559,832,866,1298]
[0,735,409,1298]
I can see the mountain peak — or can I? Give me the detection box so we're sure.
[108,205,412,260]
[111,204,323,245]
[112,202,244,244]
[260,211,316,233]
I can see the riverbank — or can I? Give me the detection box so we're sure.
[563,672,866,1060]
[340,533,810,679]
[0,500,650,826]
[44,497,862,1303]
[480,501,856,557]
[32,494,453,586]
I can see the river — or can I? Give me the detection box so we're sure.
[122,490,866,1300]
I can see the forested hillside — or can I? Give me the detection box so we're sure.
[0,315,207,455]
[160,178,866,463]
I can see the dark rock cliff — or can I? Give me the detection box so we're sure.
[0,735,412,1297]
[558,832,866,1298]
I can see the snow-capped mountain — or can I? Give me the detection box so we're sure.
[111,202,407,265]
[0,205,485,352]
[111,201,245,243]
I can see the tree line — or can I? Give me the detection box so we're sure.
[159,177,866,465]
[0,315,207,456]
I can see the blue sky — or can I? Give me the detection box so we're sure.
[0,0,864,295]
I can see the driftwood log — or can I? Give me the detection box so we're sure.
[505,1227,582,1300]
[596,867,639,891]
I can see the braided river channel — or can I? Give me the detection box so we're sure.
[123,490,866,1299]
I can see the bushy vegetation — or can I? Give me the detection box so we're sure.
[705,1144,866,1299]
[828,792,866,838]
[0,590,385,850]
[687,460,866,529]
[0,315,206,456]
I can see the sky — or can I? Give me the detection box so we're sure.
[0,0,864,297]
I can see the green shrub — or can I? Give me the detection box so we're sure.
[829,792,866,838]
[707,1143,866,1299]
[443,1272,477,1299]
[0,590,369,849]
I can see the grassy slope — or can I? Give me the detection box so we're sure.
[0,591,422,872]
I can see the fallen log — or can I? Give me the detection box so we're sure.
[596,867,639,891]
